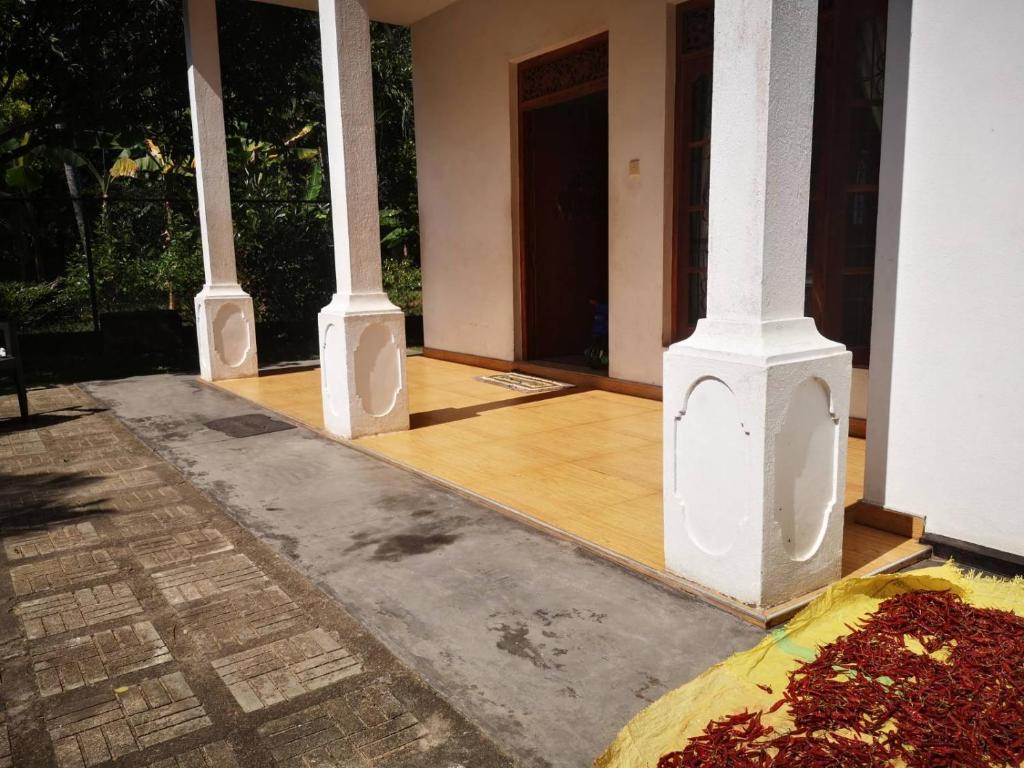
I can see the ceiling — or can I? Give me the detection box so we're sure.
[249,0,460,26]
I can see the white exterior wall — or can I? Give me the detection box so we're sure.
[878,0,1024,555]
[607,0,673,385]
[412,0,672,383]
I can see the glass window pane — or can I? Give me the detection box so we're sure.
[688,272,708,327]
[690,73,712,141]
[847,106,882,185]
[688,211,709,270]
[845,192,878,268]
[841,274,873,350]
[851,17,886,101]
[688,145,711,207]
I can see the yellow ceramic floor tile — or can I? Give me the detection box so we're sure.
[569,443,662,492]
[845,437,866,508]
[514,393,653,424]
[600,409,664,442]
[505,424,654,462]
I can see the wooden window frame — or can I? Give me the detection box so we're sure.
[670,0,714,342]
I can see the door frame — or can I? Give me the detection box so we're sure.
[515,32,609,362]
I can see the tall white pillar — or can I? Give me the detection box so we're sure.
[663,0,851,608]
[184,0,258,381]
[316,0,409,438]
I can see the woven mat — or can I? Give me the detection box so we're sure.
[476,372,573,394]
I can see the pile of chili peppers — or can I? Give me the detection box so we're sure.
[658,590,1024,767]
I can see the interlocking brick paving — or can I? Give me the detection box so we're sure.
[0,430,45,459]
[4,522,102,560]
[112,505,210,539]
[0,470,166,514]
[151,553,270,605]
[213,628,363,712]
[142,741,238,768]
[106,485,184,513]
[31,620,172,696]
[45,671,212,768]
[0,448,156,477]
[128,529,233,570]
[175,585,308,653]
[0,720,10,768]
[11,550,119,597]
[15,582,144,640]
[0,386,511,768]
[257,684,428,766]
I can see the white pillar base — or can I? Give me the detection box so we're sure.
[318,292,410,439]
[195,285,258,381]
[663,318,852,608]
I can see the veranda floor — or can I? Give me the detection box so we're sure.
[214,356,927,582]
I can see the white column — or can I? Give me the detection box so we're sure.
[316,0,409,438]
[663,0,851,608]
[184,0,258,381]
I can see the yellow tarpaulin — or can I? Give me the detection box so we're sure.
[595,563,1024,768]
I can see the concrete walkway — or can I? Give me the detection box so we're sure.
[85,373,763,767]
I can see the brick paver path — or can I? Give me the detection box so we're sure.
[0,386,511,768]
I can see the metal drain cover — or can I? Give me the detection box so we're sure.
[204,414,295,438]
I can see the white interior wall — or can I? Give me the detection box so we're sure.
[877,0,1024,555]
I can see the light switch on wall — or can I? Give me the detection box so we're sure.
[628,158,641,176]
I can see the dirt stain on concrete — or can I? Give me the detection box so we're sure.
[489,622,564,671]
[634,673,664,702]
[533,608,608,626]
[370,532,460,562]
[345,519,463,562]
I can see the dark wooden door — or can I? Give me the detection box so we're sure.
[522,91,608,361]
[518,35,609,364]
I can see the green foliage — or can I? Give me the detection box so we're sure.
[371,24,419,260]
[0,278,69,329]
[155,208,203,315]
[383,256,422,316]
[0,1,422,348]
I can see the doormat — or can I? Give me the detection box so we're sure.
[476,372,573,394]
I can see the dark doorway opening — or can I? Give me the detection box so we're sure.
[519,35,609,371]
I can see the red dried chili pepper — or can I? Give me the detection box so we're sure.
[656,590,1024,767]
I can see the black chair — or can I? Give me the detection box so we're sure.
[0,321,29,420]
